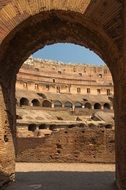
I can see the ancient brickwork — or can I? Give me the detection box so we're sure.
[0,87,15,188]
[0,0,125,189]
[16,128,115,163]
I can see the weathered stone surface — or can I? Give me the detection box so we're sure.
[16,57,114,98]
[0,85,15,188]
[16,128,115,163]
[0,0,126,189]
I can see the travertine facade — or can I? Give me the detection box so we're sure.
[16,57,113,96]
[0,1,126,189]
[16,58,114,138]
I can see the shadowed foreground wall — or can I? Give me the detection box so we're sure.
[16,128,115,163]
[0,0,125,188]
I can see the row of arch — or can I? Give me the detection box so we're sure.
[28,124,54,131]
[18,97,111,110]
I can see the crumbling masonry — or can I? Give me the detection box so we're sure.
[0,1,126,189]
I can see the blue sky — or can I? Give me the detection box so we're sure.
[32,43,105,65]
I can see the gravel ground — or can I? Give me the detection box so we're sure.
[7,163,116,190]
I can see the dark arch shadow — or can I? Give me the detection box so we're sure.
[7,171,115,190]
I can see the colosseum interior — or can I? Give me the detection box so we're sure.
[16,57,115,163]
[0,0,126,190]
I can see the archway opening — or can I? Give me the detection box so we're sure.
[64,101,73,108]
[14,43,114,189]
[85,102,92,109]
[75,102,82,108]
[20,97,29,106]
[94,103,102,110]
[23,43,113,174]
[0,3,116,189]
[39,124,47,129]
[54,101,62,108]
[104,103,111,110]
[28,124,37,132]
[42,100,52,108]
[31,99,40,107]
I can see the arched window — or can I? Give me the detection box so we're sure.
[77,88,81,93]
[85,102,92,109]
[75,102,82,108]
[64,101,72,108]
[28,124,36,132]
[35,84,39,90]
[104,103,111,110]
[42,100,52,107]
[39,124,47,129]
[20,97,29,106]
[54,101,62,108]
[94,103,101,110]
[23,82,28,89]
[87,88,90,94]
[31,99,40,106]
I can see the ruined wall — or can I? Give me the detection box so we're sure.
[16,128,115,163]
[0,0,124,189]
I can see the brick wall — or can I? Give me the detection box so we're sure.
[16,128,115,163]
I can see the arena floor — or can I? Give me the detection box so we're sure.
[7,163,115,190]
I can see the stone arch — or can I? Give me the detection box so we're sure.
[54,100,62,108]
[28,124,37,132]
[42,100,52,108]
[20,97,29,106]
[104,103,111,110]
[31,99,40,107]
[75,102,82,108]
[94,103,102,110]
[64,101,73,108]
[85,102,92,109]
[0,0,124,189]
[0,8,119,83]
[39,124,47,130]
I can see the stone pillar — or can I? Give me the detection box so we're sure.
[116,2,126,189]
[114,62,126,190]
[0,79,16,188]
[30,101,33,106]
[101,105,104,110]
[110,105,113,110]
[72,104,75,111]
[62,104,65,108]
[52,102,54,108]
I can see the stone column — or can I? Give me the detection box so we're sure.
[52,102,54,108]
[0,79,16,188]
[115,2,126,189]
[62,104,65,108]
[92,105,94,110]
[110,105,113,110]
[114,61,126,190]
[101,105,104,110]
[30,101,33,106]
[72,104,75,111]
